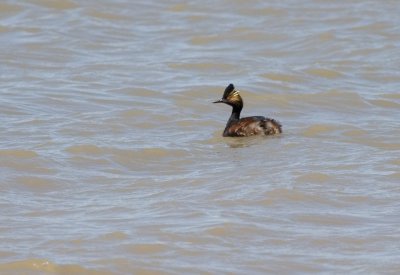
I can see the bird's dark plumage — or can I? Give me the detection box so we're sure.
[213,84,282,137]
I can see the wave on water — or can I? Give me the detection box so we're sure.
[0,259,109,275]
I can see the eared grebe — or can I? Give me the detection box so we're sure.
[213,84,282,137]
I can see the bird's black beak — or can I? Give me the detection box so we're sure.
[213,99,225,104]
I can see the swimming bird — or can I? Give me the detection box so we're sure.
[213,84,282,137]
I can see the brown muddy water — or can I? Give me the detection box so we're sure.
[1,0,400,274]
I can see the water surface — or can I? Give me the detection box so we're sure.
[1,0,400,274]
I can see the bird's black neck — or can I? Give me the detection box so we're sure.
[223,106,241,136]
[230,105,241,120]
[225,105,242,128]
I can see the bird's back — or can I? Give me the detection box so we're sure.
[223,116,282,137]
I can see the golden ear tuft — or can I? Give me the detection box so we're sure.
[230,90,240,98]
